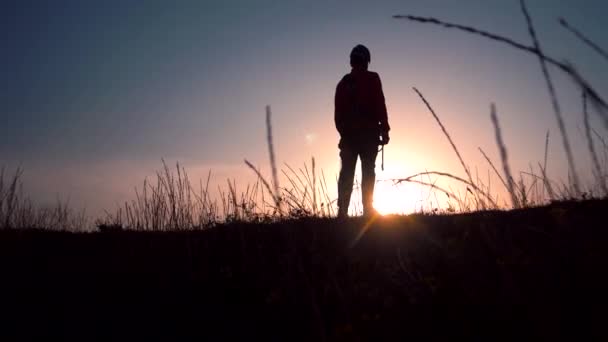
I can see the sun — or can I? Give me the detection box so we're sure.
[372,181,421,215]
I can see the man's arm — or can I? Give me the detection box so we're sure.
[374,73,390,134]
[334,80,346,136]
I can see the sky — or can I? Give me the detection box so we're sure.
[1,0,607,217]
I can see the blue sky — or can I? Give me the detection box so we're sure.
[1,0,607,215]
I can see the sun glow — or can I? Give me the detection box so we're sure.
[372,181,423,215]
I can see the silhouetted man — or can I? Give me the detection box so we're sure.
[335,44,390,218]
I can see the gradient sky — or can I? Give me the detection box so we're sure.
[2,0,607,216]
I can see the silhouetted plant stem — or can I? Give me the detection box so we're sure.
[394,170,497,208]
[519,0,580,197]
[541,130,550,199]
[535,162,556,201]
[559,17,608,63]
[244,160,280,213]
[479,147,508,191]
[312,157,317,215]
[490,104,520,209]
[583,91,607,196]
[412,87,474,189]
[266,106,282,212]
[543,130,550,175]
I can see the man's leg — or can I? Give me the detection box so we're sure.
[360,144,379,216]
[337,145,357,218]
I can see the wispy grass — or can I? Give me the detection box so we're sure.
[519,0,580,196]
[103,161,214,230]
[244,105,283,216]
[490,104,520,208]
[559,17,608,63]
[543,130,550,176]
[412,88,479,204]
[583,91,607,196]
[266,105,282,212]
[395,5,608,207]
[98,151,336,230]
[479,147,508,193]
[392,13,608,132]
[394,170,497,209]
[244,160,280,215]
[0,167,88,230]
[280,158,329,217]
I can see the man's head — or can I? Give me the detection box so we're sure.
[350,44,370,70]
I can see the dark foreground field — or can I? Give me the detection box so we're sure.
[1,199,607,341]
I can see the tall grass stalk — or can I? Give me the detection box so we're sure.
[540,131,551,199]
[244,160,280,213]
[1,167,22,228]
[490,104,520,209]
[266,105,282,212]
[390,177,465,211]
[519,0,580,197]
[312,157,317,215]
[394,170,497,209]
[583,91,607,196]
[479,147,508,192]
[559,17,608,63]
[279,159,334,217]
[543,130,550,176]
[412,87,475,194]
[320,169,334,216]
[591,128,608,174]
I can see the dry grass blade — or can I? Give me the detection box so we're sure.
[282,169,305,200]
[490,104,519,209]
[312,157,317,215]
[519,0,580,197]
[0,166,4,205]
[228,179,239,220]
[3,167,23,228]
[320,169,334,216]
[244,160,279,211]
[391,177,465,210]
[281,187,309,213]
[583,91,607,195]
[559,17,608,62]
[542,130,550,198]
[393,15,535,55]
[537,162,556,201]
[394,170,497,208]
[479,147,508,191]
[0,167,6,227]
[543,130,550,173]
[284,163,307,196]
[590,128,608,173]
[520,169,542,205]
[266,105,282,212]
[412,87,474,189]
[566,62,608,133]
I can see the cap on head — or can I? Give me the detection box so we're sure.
[350,44,371,67]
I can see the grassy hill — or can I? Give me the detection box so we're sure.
[1,198,607,341]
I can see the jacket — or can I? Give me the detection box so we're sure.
[334,69,390,143]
